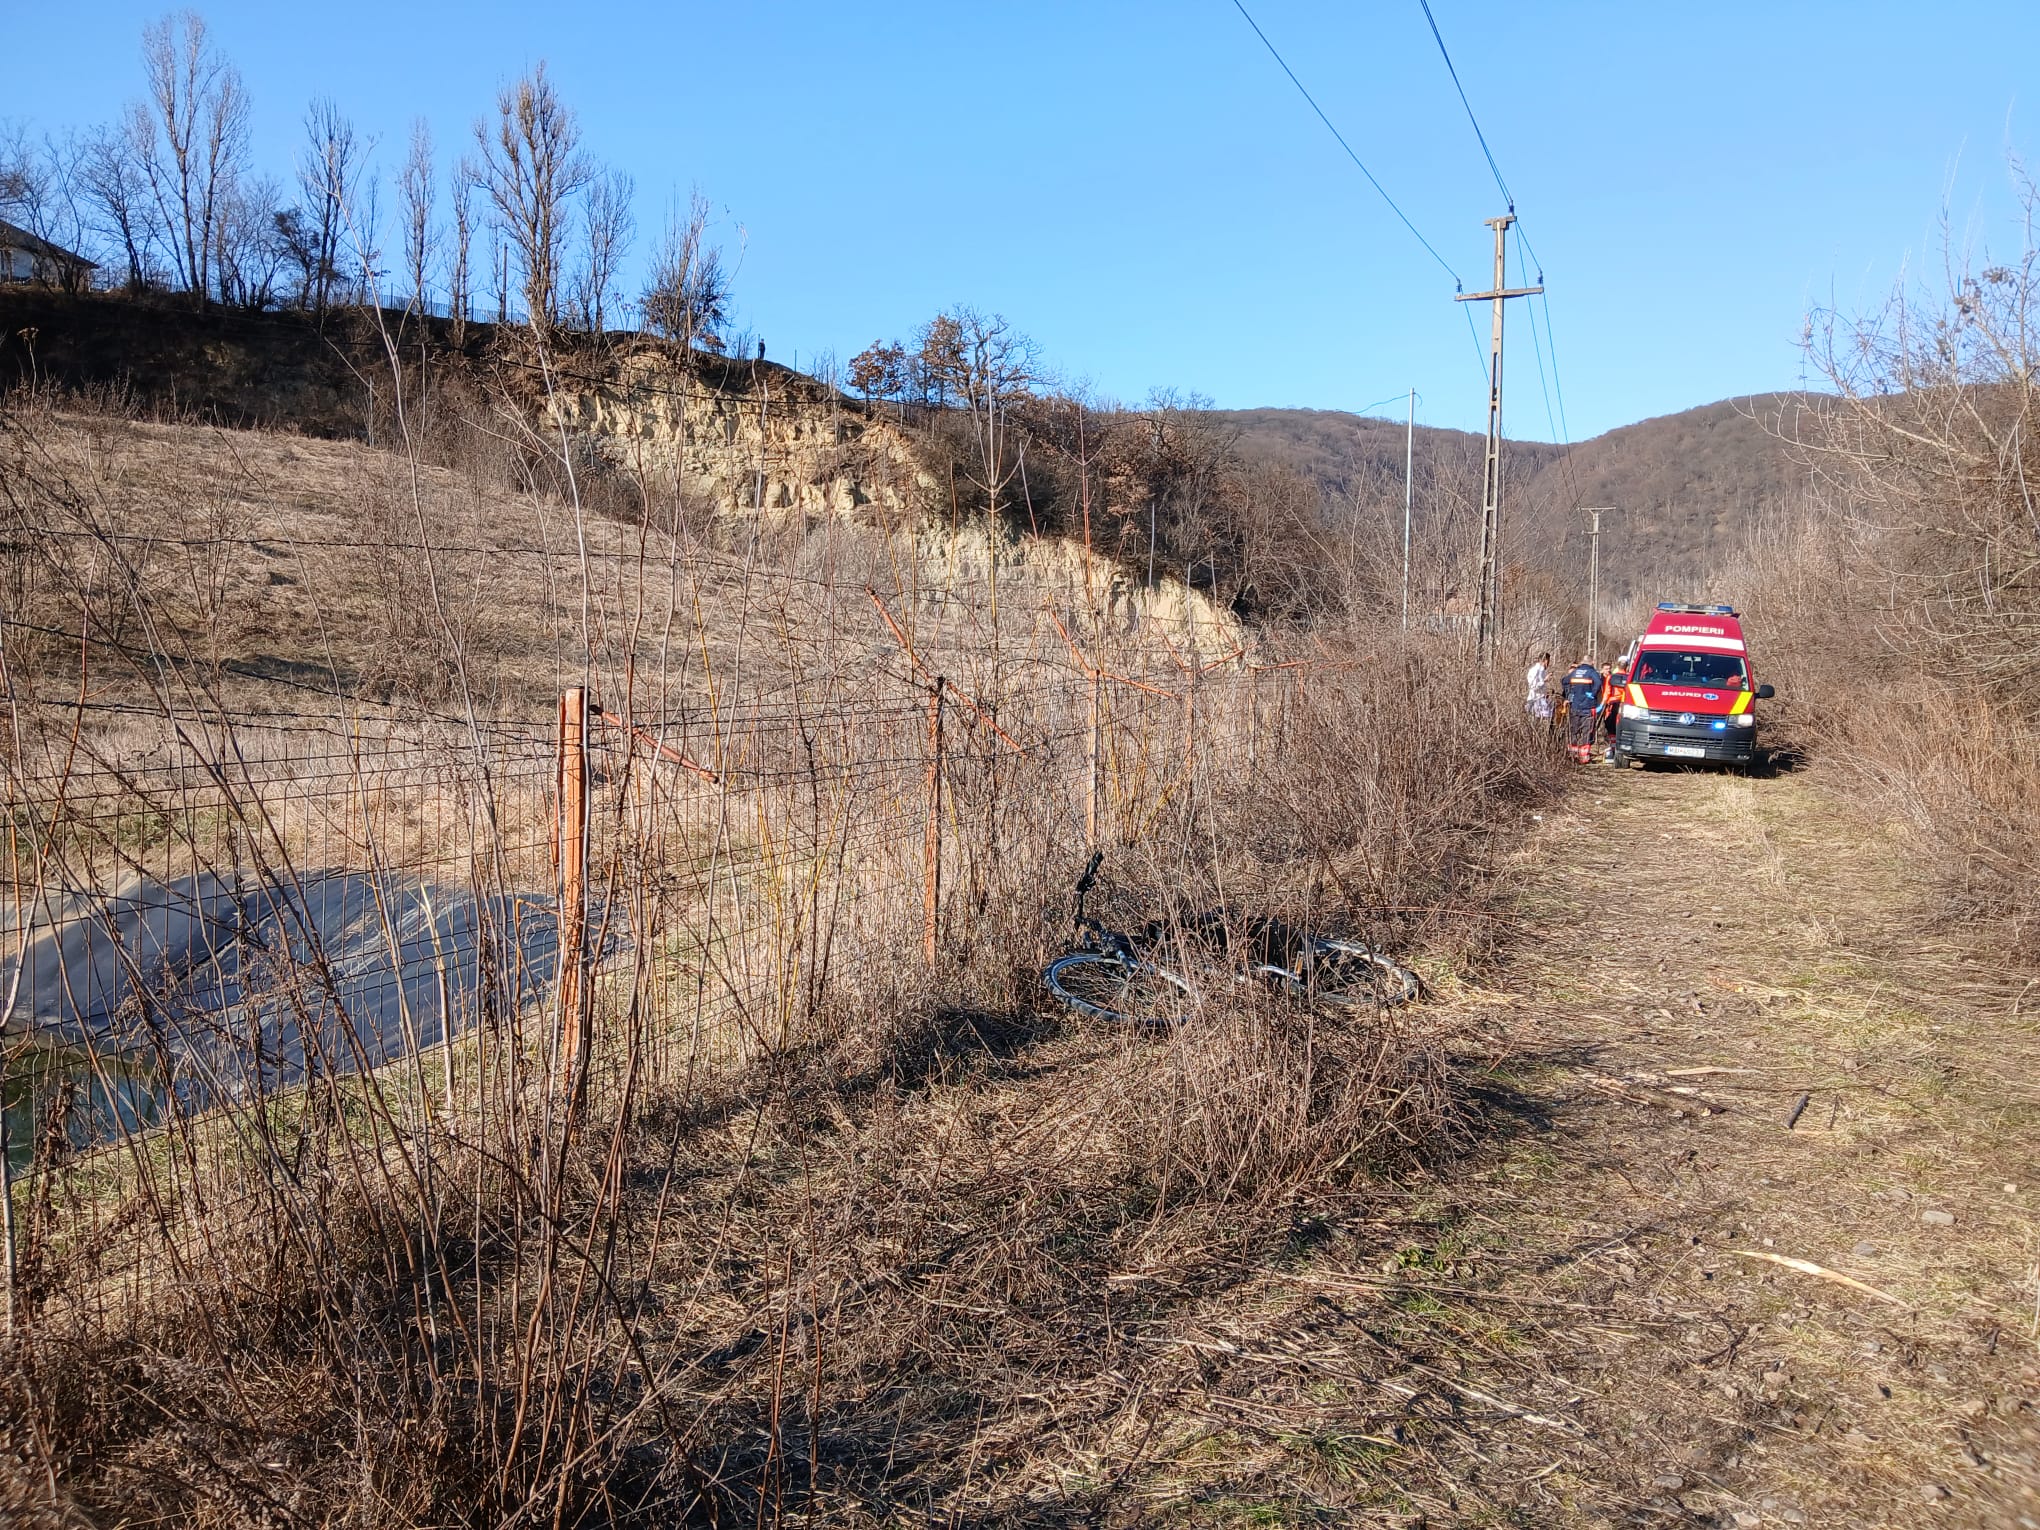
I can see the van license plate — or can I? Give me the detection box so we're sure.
[1664,745,1705,758]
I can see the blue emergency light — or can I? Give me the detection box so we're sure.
[1656,601,1737,615]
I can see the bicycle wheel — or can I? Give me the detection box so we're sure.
[1286,939,1420,1009]
[1044,951,1194,1027]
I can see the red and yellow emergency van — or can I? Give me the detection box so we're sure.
[1609,602,1774,769]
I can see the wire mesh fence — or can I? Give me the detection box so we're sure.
[0,628,1319,1183]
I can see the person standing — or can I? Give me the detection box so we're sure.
[1561,653,1604,761]
[1599,660,1627,760]
[1524,652,1553,722]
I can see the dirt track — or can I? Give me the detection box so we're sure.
[1136,761,2040,1526]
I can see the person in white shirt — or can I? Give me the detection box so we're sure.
[1524,652,1553,720]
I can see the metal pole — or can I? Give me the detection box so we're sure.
[1402,387,1415,632]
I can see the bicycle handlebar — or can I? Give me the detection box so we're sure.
[1071,849,1105,928]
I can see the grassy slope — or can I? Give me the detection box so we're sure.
[15,408,1160,722]
[18,410,592,710]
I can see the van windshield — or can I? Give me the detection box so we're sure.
[1632,650,1748,688]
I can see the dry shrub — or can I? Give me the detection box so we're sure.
[1108,992,1462,1205]
[1734,168,2040,955]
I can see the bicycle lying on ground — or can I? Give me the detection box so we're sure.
[1042,852,1421,1028]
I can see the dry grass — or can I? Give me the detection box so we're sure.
[0,378,1562,1525]
[1043,763,2039,1526]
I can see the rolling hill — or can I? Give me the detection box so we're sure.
[1219,393,1815,601]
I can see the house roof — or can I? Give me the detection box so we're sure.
[0,218,99,269]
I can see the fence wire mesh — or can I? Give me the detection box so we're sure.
[0,628,1313,1195]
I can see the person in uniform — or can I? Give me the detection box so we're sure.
[1560,654,1604,762]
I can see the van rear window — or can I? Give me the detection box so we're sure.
[1633,650,1748,687]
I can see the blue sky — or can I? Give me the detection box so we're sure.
[6,1,2039,439]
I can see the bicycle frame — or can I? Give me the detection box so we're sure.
[1050,853,1417,1015]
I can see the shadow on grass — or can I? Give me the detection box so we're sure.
[879,1004,1064,1092]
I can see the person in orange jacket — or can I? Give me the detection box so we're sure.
[1599,661,1627,760]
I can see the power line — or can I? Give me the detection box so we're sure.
[1513,222,1585,515]
[1228,0,1465,289]
[1506,219,1572,450]
[1416,0,1513,211]
[1407,0,1588,492]
[1414,0,1588,512]
[1515,229,1561,447]
[1524,251,1576,448]
[1352,389,1418,419]
[1461,301,1490,382]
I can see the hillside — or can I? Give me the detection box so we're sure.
[0,405,1238,724]
[0,288,1812,614]
[1219,393,1812,601]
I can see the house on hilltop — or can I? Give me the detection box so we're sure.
[0,219,97,288]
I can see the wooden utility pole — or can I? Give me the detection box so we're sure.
[1455,214,1542,663]
[1582,506,1617,661]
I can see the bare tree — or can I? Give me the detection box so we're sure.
[0,124,78,255]
[77,111,160,291]
[137,11,250,300]
[297,96,360,313]
[449,155,478,339]
[272,204,319,308]
[1123,390,1230,592]
[0,123,29,222]
[213,172,283,308]
[1804,182,2040,710]
[573,167,634,335]
[639,190,730,353]
[344,169,382,305]
[474,62,590,337]
[399,118,436,314]
[933,308,1040,544]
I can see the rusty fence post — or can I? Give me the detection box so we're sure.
[1246,669,1258,773]
[1085,670,1102,848]
[924,678,944,966]
[556,687,591,1099]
